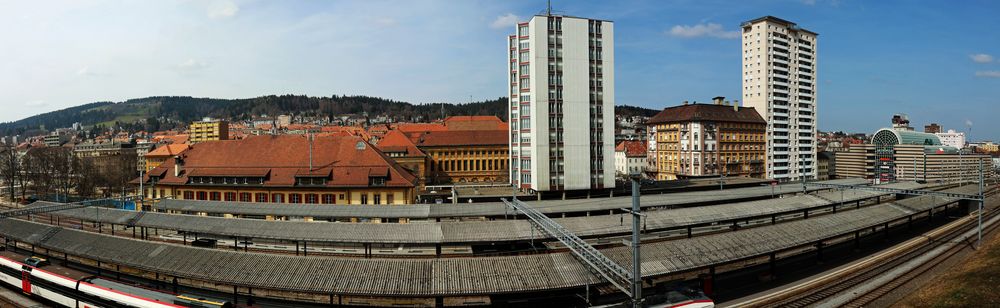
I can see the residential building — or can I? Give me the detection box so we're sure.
[891,114,914,131]
[135,142,155,172]
[138,135,418,206]
[924,123,941,134]
[835,128,993,183]
[43,133,66,147]
[971,141,998,153]
[935,129,966,149]
[73,142,138,171]
[816,151,834,180]
[614,140,646,177]
[277,115,292,128]
[646,98,767,180]
[144,144,191,172]
[741,16,818,182]
[189,118,230,143]
[508,13,615,191]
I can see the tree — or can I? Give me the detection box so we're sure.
[0,146,20,203]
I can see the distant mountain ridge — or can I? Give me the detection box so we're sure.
[1,95,659,137]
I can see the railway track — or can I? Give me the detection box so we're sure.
[835,197,1000,308]
[733,192,998,308]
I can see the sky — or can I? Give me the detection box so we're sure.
[1,0,999,140]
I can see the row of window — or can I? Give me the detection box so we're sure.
[431,158,507,173]
[176,191,395,205]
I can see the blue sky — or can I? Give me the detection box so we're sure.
[1,0,998,140]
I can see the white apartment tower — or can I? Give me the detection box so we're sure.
[741,16,818,182]
[508,14,615,192]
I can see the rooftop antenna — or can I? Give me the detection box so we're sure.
[547,0,552,16]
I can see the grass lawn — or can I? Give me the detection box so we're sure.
[894,228,1000,307]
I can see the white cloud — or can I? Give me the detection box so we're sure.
[970,53,994,63]
[76,66,91,76]
[175,59,209,71]
[490,13,520,30]
[975,71,1000,78]
[668,23,739,39]
[207,0,239,19]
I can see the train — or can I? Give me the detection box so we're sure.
[0,255,230,307]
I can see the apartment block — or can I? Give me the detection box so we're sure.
[646,98,767,180]
[189,118,230,143]
[741,16,818,182]
[508,14,615,192]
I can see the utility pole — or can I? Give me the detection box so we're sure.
[630,175,642,307]
[978,159,984,248]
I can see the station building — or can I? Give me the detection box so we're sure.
[137,134,417,205]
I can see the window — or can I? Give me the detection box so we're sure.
[256,193,268,203]
[183,191,194,200]
[196,191,207,200]
[387,194,394,204]
[322,194,335,204]
[370,177,387,186]
[360,194,369,205]
[239,193,251,202]
[209,192,221,201]
[289,194,302,203]
[373,194,381,205]
[224,192,236,202]
[271,193,284,203]
[305,194,318,204]
[339,194,346,200]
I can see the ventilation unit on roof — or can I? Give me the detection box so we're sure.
[355,141,366,150]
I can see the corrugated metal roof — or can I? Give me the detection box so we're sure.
[2,185,977,297]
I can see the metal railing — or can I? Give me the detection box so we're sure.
[502,198,633,297]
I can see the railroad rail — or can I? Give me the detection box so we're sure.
[729,192,999,307]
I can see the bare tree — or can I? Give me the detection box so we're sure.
[0,146,20,203]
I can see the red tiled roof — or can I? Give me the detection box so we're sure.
[152,134,189,145]
[145,144,190,158]
[615,140,647,157]
[646,103,766,125]
[408,130,508,147]
[143,135,416,188]
[187,168,271,177]
[443,115,508,131]
[376,130,425,157]
[397,123,447,133]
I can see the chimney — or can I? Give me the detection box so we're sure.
[173,156,184,177]
[724,100,731,106]
[683,100,689,105]
[713,96,725,105]
[733,99,740,112]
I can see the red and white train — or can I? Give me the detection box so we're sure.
[0,255,184,308]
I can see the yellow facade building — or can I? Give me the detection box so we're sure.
[138,135,418,207]
[189,118,230,143]
[646,99,767,180]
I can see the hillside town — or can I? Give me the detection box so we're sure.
[0,3,999,308]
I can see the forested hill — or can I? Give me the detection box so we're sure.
[1,95,658,136]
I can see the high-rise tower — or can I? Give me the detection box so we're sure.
[741,16,818,182]
[508,14,615,191]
